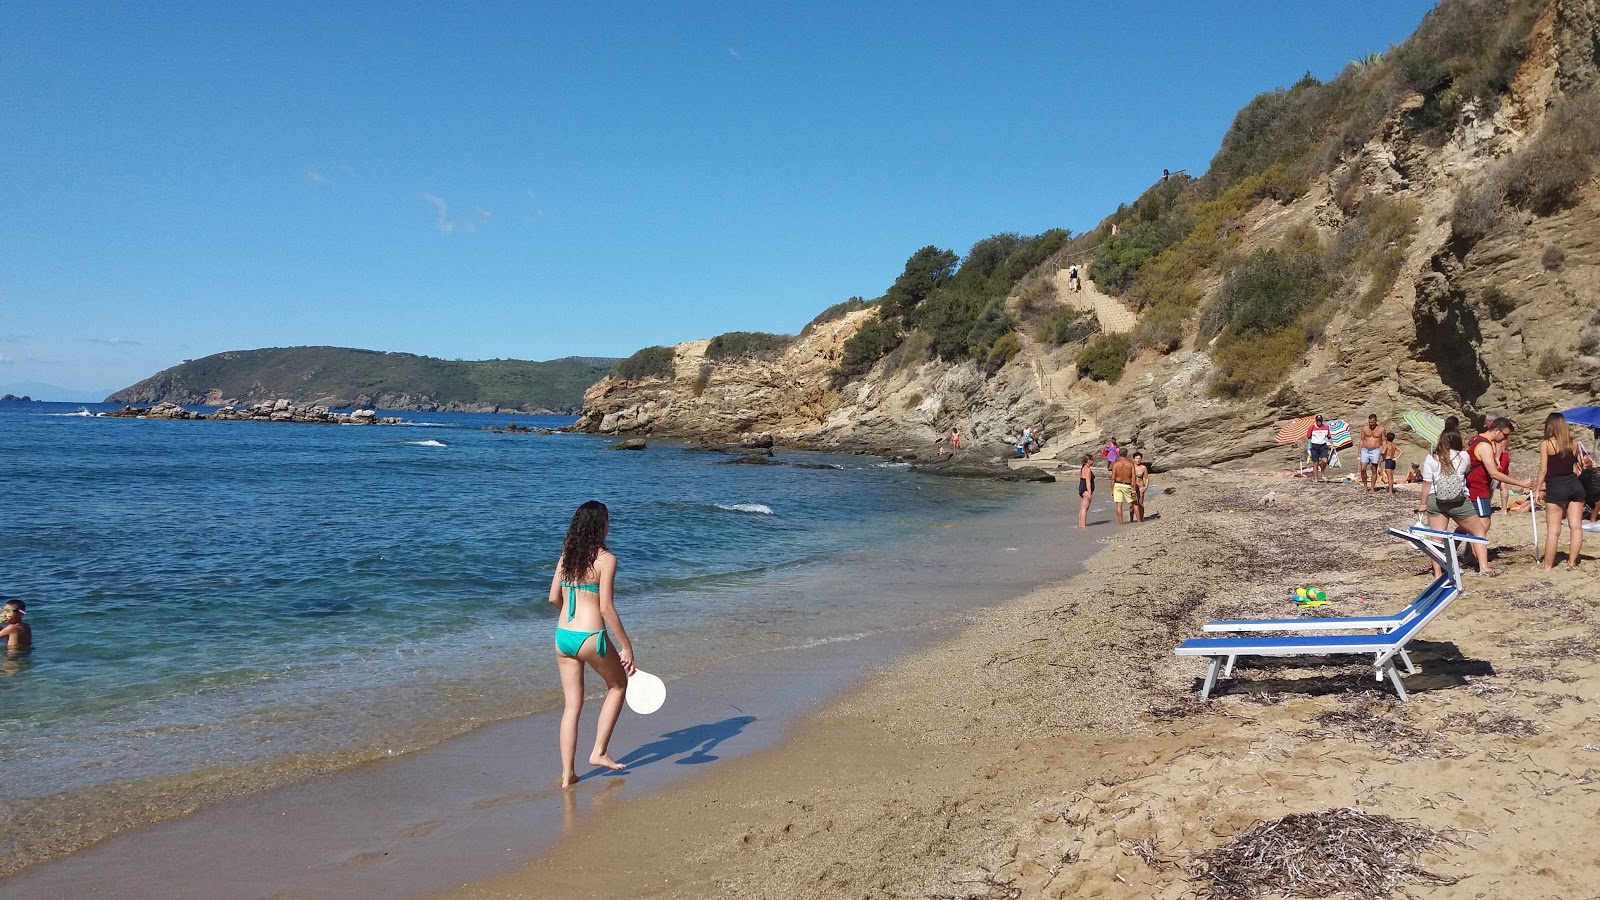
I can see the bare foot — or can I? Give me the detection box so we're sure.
[559,772,578,789]
[589,753,626,771]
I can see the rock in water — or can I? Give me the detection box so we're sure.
[607,438,647,451]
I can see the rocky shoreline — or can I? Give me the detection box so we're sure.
[100,400,405,425]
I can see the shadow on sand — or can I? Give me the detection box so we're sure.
[585,715,757,780]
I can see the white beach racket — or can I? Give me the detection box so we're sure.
[626,669,666,715]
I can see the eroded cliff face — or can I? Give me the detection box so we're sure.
[580,0,1600,465]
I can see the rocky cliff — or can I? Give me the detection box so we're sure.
[579,0,1600,467]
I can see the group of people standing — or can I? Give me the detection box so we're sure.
[1076,439,1149,528]
[1416,413,1590,575]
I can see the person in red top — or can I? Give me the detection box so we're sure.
[1467,418,1532,570]
[1304,415,1333,482]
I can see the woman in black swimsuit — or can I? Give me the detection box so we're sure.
[1077,454,1095,528]
[1536,412,1585,570]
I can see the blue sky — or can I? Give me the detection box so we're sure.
[1,1,1435,399]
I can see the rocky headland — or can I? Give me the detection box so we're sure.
[576,0,1600,472]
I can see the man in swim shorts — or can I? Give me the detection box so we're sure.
[1305,415,1332,482]
[1359,414,1384,494]
[1468,418,1532,545]
[1111,453,1137,524]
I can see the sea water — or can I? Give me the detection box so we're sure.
[0,400,1033,816]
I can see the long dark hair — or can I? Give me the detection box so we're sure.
[559,501,609,582]
[1432,428,1464,472]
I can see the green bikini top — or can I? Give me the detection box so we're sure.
[560,580,599,621]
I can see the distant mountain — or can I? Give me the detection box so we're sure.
[108,347,619,414]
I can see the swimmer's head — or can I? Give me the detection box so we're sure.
[1,600,23,622]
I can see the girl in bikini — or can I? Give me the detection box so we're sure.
[549,500,636,787]
[1077,454,1095,529]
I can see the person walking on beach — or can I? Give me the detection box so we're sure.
[1131,451,1150,522]
[1419,428,1495,577]
[1359,414,1384,494]
[1077,454,1095,528]
[1305,415,1332,482]
[1111,453,1137,524]
[1382,431,1401,494]
[1535,412,1586,570]
[549,500,636,788]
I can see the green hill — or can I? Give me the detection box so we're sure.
[108,347,618,413]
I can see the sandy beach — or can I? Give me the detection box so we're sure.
[448,469,1600,899]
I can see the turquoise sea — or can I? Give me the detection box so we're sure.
[0,399,1031,816]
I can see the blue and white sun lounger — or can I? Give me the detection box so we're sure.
[1174,527,1484,701]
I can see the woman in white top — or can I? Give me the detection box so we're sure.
[1418,428,1495,577]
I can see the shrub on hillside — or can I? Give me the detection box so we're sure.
[1498,89,1600,215]
[1077,333,1131,384]
[883,329,933,374]
[1209,326,1308,399]
[1038,307,1099,346]
[1203,243,1330,339]
[1131,303,1188,354]
[1542,245,1566,271]
[878,246,959,328]
[611,346,675,381]
[705,331,793,361]
[984,332,1022,375]
[1448,181,1505,249]
[830,315,903,388]
[1480,286,1518,320]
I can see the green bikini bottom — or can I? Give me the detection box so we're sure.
[555,626,609,658]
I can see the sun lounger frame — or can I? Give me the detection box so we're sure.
[1175,527,1484,701]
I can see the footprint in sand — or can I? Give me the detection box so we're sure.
[399,819,445,839]
[342,850,388,869]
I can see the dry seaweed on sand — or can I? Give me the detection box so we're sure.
[1516,632,1600,662]
[929,874,1021,900]
[1190,808,1459,900]
[1438,711,1542,737]
[1297,693,1443,755]
[1122,835,1172,871]
[1498,664,1581,684]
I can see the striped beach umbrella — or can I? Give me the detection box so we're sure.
[1402,409,1444,447]
[1327,419,1353,449]
[1273,416,1317,444]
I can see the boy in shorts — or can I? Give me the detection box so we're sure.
[1382,431,1401,494]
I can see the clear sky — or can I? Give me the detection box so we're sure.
[1,1,1436,400]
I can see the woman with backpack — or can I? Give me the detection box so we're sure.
[1419,428,1496,577]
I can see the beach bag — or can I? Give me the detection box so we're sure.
[1433,464,1466,502]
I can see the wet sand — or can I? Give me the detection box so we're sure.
[447,470,1600,899]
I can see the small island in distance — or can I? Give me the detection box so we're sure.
[108,346,619,414]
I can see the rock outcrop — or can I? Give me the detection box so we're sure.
[100,400,403,425]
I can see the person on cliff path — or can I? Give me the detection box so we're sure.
[1077,454,1095,529]
[1359,414,1384,494]
[1067,264,1081,293]
[1132,452,1150,523]
[1467,418,1531,567]
[549,500,637,788]
[1111,454,1137,524]
[1305,415,1333,482]
[1382,431,1401,494]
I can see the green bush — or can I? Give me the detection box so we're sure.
[883,329,933,374]
[1038,306,1099,346]
[1077,333,1131,384]
[830,315,903,388]
[1480,286,1517,319]
[802,296,872,335]
[611,346,675,381]
[984,332,1021,375]
[1203,243,1330,339]
[879,246,959,328]
[1209,326,1308,398]
[705,331,793,361]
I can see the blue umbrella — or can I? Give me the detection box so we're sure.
[1563,406,1600,430]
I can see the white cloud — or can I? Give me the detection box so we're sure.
[0,353,14,365]
[421,193,491,235]
[728,47,742,61]
[89,337,142,347]
[306,166,332,186]
[0,333,25,343]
